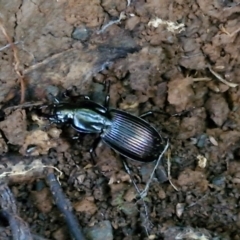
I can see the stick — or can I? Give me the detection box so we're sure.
[0,183,33,240]
[0,21,25,103]
[140,139,169,198]
[97,12,126,34]
[122,160,151,236]
[46,170,86,240]
[167,149,179,191]
[122,140,169,236]
[208,66,238,88]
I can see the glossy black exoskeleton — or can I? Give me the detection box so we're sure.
[42,85,165,162]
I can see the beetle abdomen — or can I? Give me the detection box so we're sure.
[102,109,164,162]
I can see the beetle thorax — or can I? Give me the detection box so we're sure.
[56,109,74,122]
[72,108,112,133]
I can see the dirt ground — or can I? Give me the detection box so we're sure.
[0,0,240,239]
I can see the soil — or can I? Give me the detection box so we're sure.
[0,0,240,239]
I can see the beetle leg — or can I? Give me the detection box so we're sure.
[140,108,194,119]
[63,93,91,101]
[139,111,154,118]
[62,85,77,98]
[77,95,91,100]
[89,136,101,163]
[103,80,110,108]
[104,95,110,108]
[171,107,195,117]
[139,110,170,118]
[62,86,91,101]
[47,93,59,104]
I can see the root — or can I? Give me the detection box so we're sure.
[167,149,179,191]
[97,12,126,34]
[0,155,61,183]
[0,21,25,103]
[208,65,238,88]
[0,183,33,240]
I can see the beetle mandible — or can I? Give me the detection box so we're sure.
[42,82,166,162]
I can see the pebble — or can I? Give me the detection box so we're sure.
[72,26,89,41]
[84,220,113,240]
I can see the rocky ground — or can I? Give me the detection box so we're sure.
[0,0,240,239]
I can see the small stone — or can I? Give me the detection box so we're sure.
[124,187,137,202]
[72,26,89,41]
[212,175,226,186]
[31,188,53,213]
[52,227,69,240]
[176,203,185,218]
[74,198,97,215]
[158,187,166,199]
[120,202,138,216]
[209,136,218,146]
[197,134,208,148]
[84,220,113,240]
[125,16,140,30]
[48,127,62,138]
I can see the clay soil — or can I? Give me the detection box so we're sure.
[0,0,240,239]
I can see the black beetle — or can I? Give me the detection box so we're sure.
[41,85,166,162]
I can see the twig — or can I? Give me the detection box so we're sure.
[0,183,33,240]
[4,101,44,112]
[23,48,74,75]
[46,171,86,240]
[122,141,169,236]
[167,149,179,191]
[186,193,208,208]
[220,25,240,37]
[122,160,152,236]
[140,139,170,198]
[223,2,240,10]
[192,77,211,82]
[0,21,25,103]
[0,41,20,51]
[97,12,126,34]
[0,155,59,183]
[208,66,238,88]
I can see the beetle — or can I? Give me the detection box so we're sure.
[41,84,166,163]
